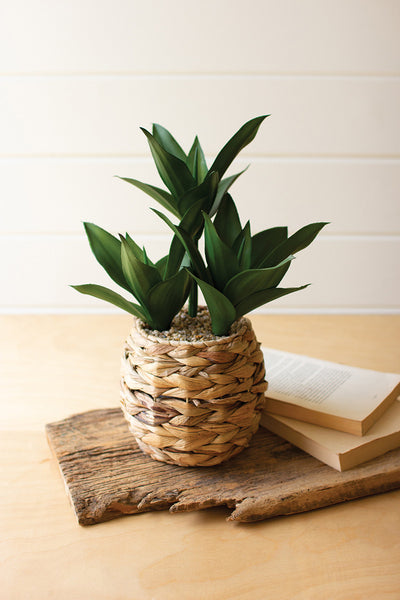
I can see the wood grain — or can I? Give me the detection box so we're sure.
[46,407,400,525]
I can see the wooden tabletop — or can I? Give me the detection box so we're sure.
[1,314,400,599]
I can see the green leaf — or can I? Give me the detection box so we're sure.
[120,237,161,304]
[152,208,210,282]
[251,227,288,268]
[189,273,237,336]
[235,285,309,318]
[212,194,242,245]
[142,246,153,266]
[141,128,195,198]
[71,284,149,321]
[177,171,219,216]
[265,260,292,288]
[187,136,208,183]
[124,233,155,267]
[203,212,241,290]
[209,168,248,218]
[231,220,251,259]
[83,222,130,292]
[155,255,169,279]
[237,221,252,269]
[209,115,268,179]
[116,177,180,218]
[124,232,144,261]
[261,222,329,267]
[164,200,204,279]
[152,123,187,162]
[223,257,294,305]
[187,144,198,180]
[147,269,191,330]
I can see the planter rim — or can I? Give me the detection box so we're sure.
[132,310,251,349]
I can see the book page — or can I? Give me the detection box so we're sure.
[262,348,400,420]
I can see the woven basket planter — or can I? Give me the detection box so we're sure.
[120,312,268,467]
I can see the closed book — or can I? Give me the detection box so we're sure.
[261,399,400,471]
[262,348,400,436]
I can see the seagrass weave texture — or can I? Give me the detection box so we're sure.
[120,315,268,467]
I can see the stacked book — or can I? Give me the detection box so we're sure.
[260,348,400,471]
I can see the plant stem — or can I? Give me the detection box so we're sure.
[187,234,200,317]
[188,280,198,317]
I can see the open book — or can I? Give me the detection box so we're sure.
[261,398,400,471]
[262,348,400,436]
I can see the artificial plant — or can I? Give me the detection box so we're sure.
[73,116,327,335]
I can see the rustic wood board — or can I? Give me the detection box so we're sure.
[46,408,400,525]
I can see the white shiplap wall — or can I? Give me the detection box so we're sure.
[1,0,399,313]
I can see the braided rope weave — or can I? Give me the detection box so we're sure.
[120,314,268,467]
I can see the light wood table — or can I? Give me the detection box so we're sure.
[1,315,400,600]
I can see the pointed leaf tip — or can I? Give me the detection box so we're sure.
[152,123,187,162]
[71,283,149,321]
[209,114,269,179]
[83,222,130,293]
[141,128,195,199]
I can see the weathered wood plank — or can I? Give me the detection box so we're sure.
[46,408,400,525]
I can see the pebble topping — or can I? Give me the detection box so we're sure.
[142,306,240,342]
